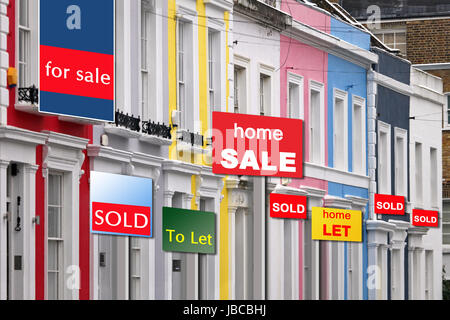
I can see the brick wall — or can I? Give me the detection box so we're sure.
[443,131,450,194]
[406,18,450,65]
[427,69,450,93]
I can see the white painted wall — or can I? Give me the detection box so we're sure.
[410,67,444,300]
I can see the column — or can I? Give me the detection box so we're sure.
[182,193,198,300]
[22,164,39,300]
[0,160,8,300]
[163,190,175,300]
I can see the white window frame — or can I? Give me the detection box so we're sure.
[333,89,348,171]
[47,172,64,300]
[16,0,38,91]
[259,63,274,116]
[309,80,325,166]
[429,146,438,208]
[233,55,250,114]
[352,95,366,175]
[176,10,195,131]
[413,140,424,206]
[207,27,222,130]
[377,121,391,195]
[372,28,407,55]
[287,72,304,120]
[129,237,142,300]
[394,127,408,197]
[139,0,154,121]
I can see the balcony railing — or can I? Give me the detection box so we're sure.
[114,110,173,140]
[142,120,172,140]
[18,85,39,104]
[177,129,204,147]
[115,110,141,132]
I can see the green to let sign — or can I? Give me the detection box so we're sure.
[162,207,216,254]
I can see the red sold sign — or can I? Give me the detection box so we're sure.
[374,194,405,215]
[412,209,439,227]
[91,202,151,237]
[270,193,307,219]
[212,112,303,178]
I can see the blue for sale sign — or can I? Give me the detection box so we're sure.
[39,0,115,122]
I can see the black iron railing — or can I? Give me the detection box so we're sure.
[142,120,172,140]
[115,110,141,132]
[114,110,173,140]
[18,85,39,104]
[177,129,204,147]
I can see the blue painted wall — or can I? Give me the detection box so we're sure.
[330,17,371,50]
[327,182,369,300]
[327,54,367,176]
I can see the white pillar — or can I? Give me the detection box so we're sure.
[163,190,174,300]
[0,160,8,300]
[22,164,38,300]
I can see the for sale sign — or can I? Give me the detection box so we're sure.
[374,194,405,215]
[311,207,362,242]
[40,0,114,121]
[412,209,439,228]
[270,193,307,219]
[90,172,153,237]
[212,112,303,178]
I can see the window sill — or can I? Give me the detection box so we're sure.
[139,133,173,146]
[15,102,40,115]
[104,124,141,139]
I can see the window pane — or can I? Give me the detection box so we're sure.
[19,0,29,27]
[48,241,58,271]
[47,272,58,300]
[384,33,395,45]
[48,175,61,206]
[48,207,61,238]
[395,32,406,44]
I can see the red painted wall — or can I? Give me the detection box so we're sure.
[7,0,91,300]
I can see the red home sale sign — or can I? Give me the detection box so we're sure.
[412,209,439,227]
[212,112,303,178]
[270,193,307,219]
[374,194,405,215]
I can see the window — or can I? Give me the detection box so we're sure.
[259,74,271,116]
[430,147,438,207]
[373,29,407,55]
[234,65,246,114]
[352,96,366,175]
[287,73,304,120]
[177,20,185,128]
[333,89,348,170]
[378,121,391,195]
[129,237,141,300]
[140,2,151,120]
[394,128,407,197]
[18,0,31,87]
[425,250,433,300]
[415,142,423,204]
[208,30,220,129]
[446,94,450,126]
[309,81,324,165]
[48,173,64,300]
[235,207,253,299]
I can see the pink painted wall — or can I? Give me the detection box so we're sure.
[279,3,331,300]
[280,34,329,165]
[280,0,331,33]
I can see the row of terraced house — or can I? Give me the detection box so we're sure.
[0,0,445,300]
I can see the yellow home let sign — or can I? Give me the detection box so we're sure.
[311,207,362,242]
